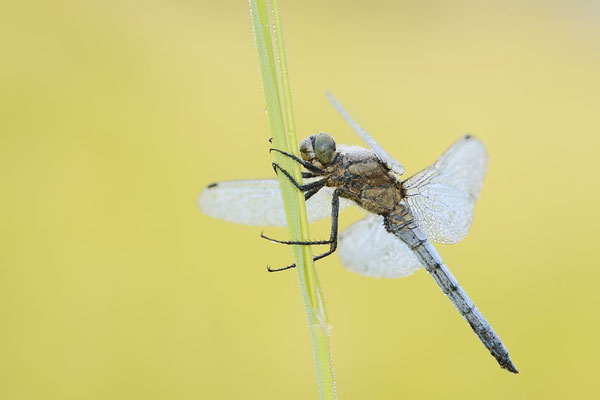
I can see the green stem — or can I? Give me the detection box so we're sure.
[249,1,336,399]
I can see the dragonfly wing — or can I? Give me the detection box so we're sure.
[326,91,405,176]
[403,135,488,244]
[198,179,353,227]
[338,214,423,278]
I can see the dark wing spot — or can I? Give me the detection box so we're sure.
[465,134,472,139]
[207,183,218,189]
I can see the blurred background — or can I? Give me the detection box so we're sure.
[2,0,599,398]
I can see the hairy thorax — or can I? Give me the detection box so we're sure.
[324,145,403,215]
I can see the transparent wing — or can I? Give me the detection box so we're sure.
[403,135,488,244]
[338,214,423,278]
[198,179,353,227]
[326,91,405,176]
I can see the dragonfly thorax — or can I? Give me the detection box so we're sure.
[322,145,404,216]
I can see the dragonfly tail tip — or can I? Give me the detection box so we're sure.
[504,361,519,374]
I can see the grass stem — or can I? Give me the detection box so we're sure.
[249,1,336,398]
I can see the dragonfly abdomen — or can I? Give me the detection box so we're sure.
[385,211,518,373]
[419,243,517,373]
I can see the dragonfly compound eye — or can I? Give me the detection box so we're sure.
[314,133,336,165]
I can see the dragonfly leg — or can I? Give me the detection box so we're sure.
[302,171,318,179]
[272,162,327,192]
[260,179,329,245]
[270,148,324,173]
[311,189,340,262]
[266,263,297,272]
[261,232,333,245]
[304,186,321,201]
[266,190,340,272]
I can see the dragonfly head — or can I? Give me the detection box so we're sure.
[300,132,337,167]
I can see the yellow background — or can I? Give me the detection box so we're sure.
[2,1,599,399]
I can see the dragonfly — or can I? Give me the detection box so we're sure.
[198,93,518,374]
